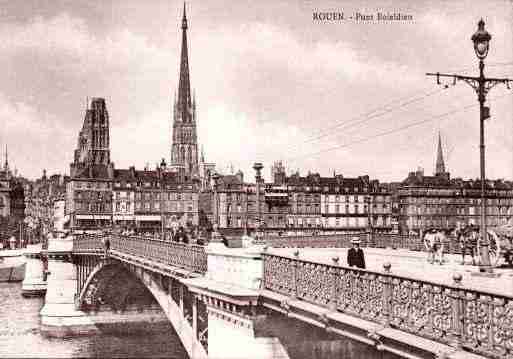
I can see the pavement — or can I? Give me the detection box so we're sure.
[269,247,513,297]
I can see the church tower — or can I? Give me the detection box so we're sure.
[170,4,198,179]
[435,132,447,177]
[73,97,111,166]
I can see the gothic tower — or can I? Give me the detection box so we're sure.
[73,98,111,167]
[435,132,446,176]
[170,4,198,179]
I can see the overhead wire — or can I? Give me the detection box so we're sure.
[274,87,447,156]
[286,91,513,163]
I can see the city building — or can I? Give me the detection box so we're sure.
[112,162,200,233]
[210,162,393,235]
[0,146,25,220]
[25,170,68,233]
[396,134,513,234]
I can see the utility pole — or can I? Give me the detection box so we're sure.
[426,19,511,272]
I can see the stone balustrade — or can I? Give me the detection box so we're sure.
[262,251,513,359]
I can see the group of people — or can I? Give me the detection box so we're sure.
[423,224,483,265]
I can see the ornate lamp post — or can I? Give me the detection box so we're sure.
[427,19,511,272]
[472,20,493,272]
[253,163,264,236]
[211,172,220,241]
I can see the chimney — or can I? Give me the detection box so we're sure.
[236,170,244,183]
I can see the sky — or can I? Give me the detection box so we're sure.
[0,0,512,182]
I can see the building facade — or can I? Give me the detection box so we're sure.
[210,163,393,235]
[396,134,513,234]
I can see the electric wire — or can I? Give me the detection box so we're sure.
[286,91,513,162]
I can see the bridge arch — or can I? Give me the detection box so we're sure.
[77,260,157,313]
[75,256,207,359]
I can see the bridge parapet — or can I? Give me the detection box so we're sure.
[72,234,207,274]
[260,233,470,254]
[262,250,513,359]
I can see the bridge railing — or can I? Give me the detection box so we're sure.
[260,233,467,255]
[262,251,512,359]
[72,234,207,274]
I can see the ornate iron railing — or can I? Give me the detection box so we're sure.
[72,234,207,274]
[262,252,513,359]
[259,233,467,254]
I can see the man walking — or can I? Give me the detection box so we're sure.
[101,235,110,258]
[347,237,366,269]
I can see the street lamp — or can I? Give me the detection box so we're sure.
[211,172,220,240]
[472,19,490,60]
[427,19,511,273]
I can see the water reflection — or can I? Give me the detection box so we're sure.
[0,282,188,358]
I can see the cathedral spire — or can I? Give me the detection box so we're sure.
[170,4,199,179]
[435,132,445,175]
[177,2,192,123]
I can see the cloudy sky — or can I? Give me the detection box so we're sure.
[1,0,512,182]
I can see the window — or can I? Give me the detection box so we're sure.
[335,205,340,213]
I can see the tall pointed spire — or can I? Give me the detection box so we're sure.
[3,144,8,171]
[177,2,192,123]
[170,3,199,179]
[435,132,446,175]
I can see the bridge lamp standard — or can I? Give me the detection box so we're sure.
[472,20,492,273]
[211,172,220,231]
[427,19,512,272]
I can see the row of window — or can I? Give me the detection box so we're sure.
[402,197,513,205]
[405,205,513,216]
[407,216,508,228]
[76,202,111,212]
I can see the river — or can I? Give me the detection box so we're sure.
[0,282,188,358]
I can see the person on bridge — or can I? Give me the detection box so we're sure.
[347,237,366,269]
[101,235,110,258]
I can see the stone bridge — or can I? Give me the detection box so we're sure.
[25,233,513,359]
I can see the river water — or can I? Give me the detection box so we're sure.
[0,282,188,358]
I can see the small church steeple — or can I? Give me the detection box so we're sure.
[3,144,8,171]
[435,132,446,176]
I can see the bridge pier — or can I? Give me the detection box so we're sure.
[41,242,169,338]
[21,244,46,297]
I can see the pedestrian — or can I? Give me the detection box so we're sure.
[347,237,366,269]
[101,235,110,258]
